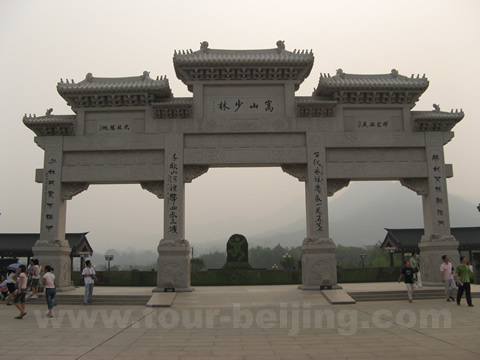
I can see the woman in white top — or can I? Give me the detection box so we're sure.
[42,265,56,318]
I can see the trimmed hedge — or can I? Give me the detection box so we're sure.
[71,267,401,286]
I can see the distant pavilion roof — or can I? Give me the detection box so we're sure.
[380,227,480,254]
[313,69,429,105]
[173,41,314,90]
[0,233,93,258]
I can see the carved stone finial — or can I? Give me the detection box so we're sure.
[141,71,150,80]
[200,41,209,53]
[276,40,285,53]
[336,69,345,78]
[46,108,53,116]
[391,69,398,78]
[433,104,440,112]
[85,73,93,82]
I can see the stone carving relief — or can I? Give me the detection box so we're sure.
[158,238,190,248]
[327,179,350,197]
[34,239,70,247]
[184,165,209,183]
[140,181,164,199]
[62,182,89,200]
[281,164,307,182]
[160,263,184,286]
[400,178,427,195]
[310,260,333,281]
[420,234,456,242]
[303,237,335,246]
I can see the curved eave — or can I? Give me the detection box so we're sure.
[313,73,429,97]
[412,110,464,132]
[23,115,76,136]
[173,49,314,87]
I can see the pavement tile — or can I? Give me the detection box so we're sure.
[0,284,479,359]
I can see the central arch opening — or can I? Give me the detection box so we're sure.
[185,167,305,262]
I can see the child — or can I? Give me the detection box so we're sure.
[0,275,8,301]
[398,260,417,303]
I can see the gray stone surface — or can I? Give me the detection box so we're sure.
[1,284,478,359]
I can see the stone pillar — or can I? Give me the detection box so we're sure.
[155,134,193,291]
[419,132,459,286]
[33,136,74,291]
[299,133,338,290]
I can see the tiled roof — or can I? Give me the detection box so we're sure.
[411,109,464,131]
[173,48,314,67]
[0,233,91,257]
[313,69,429,100]
[173,42,314,88]
[23,114,76,136]
[382,227,480,251]
[57,73,172,96]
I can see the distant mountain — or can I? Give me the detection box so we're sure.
[193,181,480,254]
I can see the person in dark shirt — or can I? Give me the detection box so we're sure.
[398,260,417,303]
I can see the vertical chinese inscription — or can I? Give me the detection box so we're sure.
[312,151,325,232]
[431,153,446,228]
[43,157,59,234]
[166,152,179,234]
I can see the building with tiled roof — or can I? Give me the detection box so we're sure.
[0,233,93,270]
[380,227,480,261]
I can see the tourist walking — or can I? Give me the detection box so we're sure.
[42,265,56,318]
[13,264,28,319]
[410,252,422,288]
[30,259,41,299]
[398,260,417,303]
[440,255,456,302]
[455,256,474,307]
[6,268,16,305]
[82,260,97,304]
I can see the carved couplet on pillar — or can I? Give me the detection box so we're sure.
[40,136,67,242]
[423,132,451,237]
[164,134,185,240]
[306,133,329,238]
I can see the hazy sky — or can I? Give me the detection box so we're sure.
[1,0,479,253]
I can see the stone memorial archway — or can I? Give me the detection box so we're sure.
[23,41,464,291]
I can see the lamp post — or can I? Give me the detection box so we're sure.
[359,253,367,268]
[104,255,114,271]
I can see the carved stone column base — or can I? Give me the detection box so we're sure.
[33,240,75,292]
[418,234,460,286]
[154,238,194,292]
[299,238,339,290]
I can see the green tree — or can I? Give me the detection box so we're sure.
[190,257,205,272]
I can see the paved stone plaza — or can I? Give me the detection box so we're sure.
[1,284,479,359]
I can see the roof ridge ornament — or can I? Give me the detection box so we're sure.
[391,69,398,78]
[336,69,345,78]
[46,108,53,116]
[276,40,285,54]
[86,73,94,82]
[200,41,209,53]
[141,71,150,81]
[433,104,440,112]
